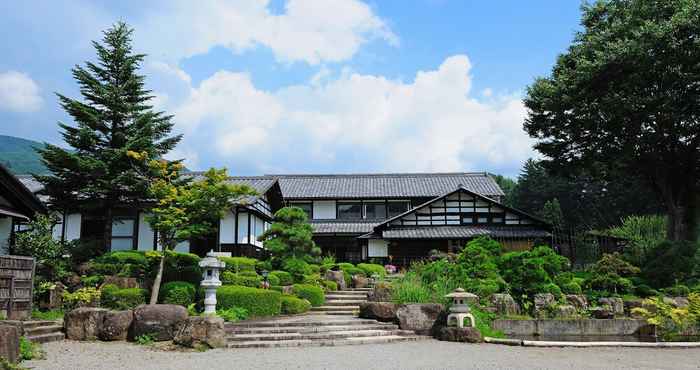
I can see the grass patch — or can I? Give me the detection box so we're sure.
[135,334,155,346]
[19,336,43,361]
[471,307,505,339]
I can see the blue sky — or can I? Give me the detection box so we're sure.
[0,0,582,177]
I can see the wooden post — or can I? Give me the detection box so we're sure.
[8,275,15,320]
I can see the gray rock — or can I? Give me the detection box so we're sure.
[324,270,346,291]
[359,302,398,322]
[664,297,689,308]
[367,282,393,302]
[554,304,577,318]
[0,324,20,364]
[174,316,226,349]
[99,310,133,341]
[396,303,444,335]
[102,276,140,289]
[533,293,556,318]
[433,326,483,343]
[623,299,644,317]
[489,294,520,316]
[599,297,624,316]
[64,307,108,340]
[565,295,588,311]
[590,306,614,319]
[130,304,188,342]
[352,275,369,289]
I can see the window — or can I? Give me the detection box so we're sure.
[291,202,312,219]
[111,217,135,251]
[387,201,410,217]
[364,202,386,219]
[337,202,362,220]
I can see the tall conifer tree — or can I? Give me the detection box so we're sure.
[36,22,181,250]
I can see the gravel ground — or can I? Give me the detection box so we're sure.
[25,340,700,370]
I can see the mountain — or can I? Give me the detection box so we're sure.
[0,135,48,175]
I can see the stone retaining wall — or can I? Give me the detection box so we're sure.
[492,319,654,337]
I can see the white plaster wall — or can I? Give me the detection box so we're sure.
[64,213,82,241]
[253,215,265,247]
[51,212,64,240]
[313,200,336,219]
[368,239,389,257]
[0,218,11,255]
[137,213,155,251]
[237,212,249,243]
[219,210,236,244]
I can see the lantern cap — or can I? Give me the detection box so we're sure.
[445,288,478,299]
[199,250,226,269]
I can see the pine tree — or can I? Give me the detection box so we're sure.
[36,22,181,250]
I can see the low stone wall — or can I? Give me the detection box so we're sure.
[492,319,654,337]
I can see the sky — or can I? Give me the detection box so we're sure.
[0,0,583,178]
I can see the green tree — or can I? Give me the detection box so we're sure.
[36,22,181,250]
[607,215,666,266]
[524,0,700,241]
[13,214,73,283]
[259,207,321,261]
[138,159,255,303]
[540,198,565,229]
[490,174,517,207]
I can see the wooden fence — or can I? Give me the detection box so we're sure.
[0,255,35,320]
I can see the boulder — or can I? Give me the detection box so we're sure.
[352,275,369,289]
[367,282,393,302]
[396,303,443,335]
[102,276,140,289]
[590,306,614,319]
[0,324,20,364]
[664,297,689,308]
[533,293,556,318]
[359,302,398,322]
[489,294,520,316]
[174,316,226,349]
[623,299,644,318]
[99,310,133,341]
[565,295,588,311]
[130,304,188,342]
[433,326,483,343]
[64,307,108,340]
[324,270,346,291]
[554,304,577,318]
[599,298,624,316]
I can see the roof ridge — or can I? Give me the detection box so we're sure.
[265,172,490,178]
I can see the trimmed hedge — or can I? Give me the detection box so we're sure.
[221,271,263,288]
[160,281,196,306]
[322,280,338,291]
[357,263,386,278]
[101,284,147,310]
[219,257,258,273]
[217,285,281,316]
[270,271,293,286]
[281,295,311,314]
[266,274,281,286]
[161,251,202,285]
[292,284,325,307]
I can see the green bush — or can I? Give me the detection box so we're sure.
[217,286,281,316]
[266,274,280,286]
[217,306,249,322]
[292,284,325,307]
[19,336,40,361]
[322,280,338,291]
[635,284,660,297]
[270,271,293,286]
[337,263,355,270]
[281,295,311,314]
[93,251,149,277]
[584,253,640,295]
[283,258,312,283]
[219,256,258,273]
[663,284,691,297]
[221,271,263,288]
[499,245,568,299]
[62,287,101,309]
[302,273,322,284]
[308,264,321,274]
[391,273,434,304]
[80,275,104,287]
[161,251,202,285]
[641,240,698,288]
[101,284,147,310]
[238,270,260,277]
[160,281,196,306]
[357,263,386,278]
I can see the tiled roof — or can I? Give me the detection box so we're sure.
[269,172,504,199]
[311,221,379,235]
[379,226,551,239]
[224,176,278,194]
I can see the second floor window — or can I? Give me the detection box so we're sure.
[337,202,362,219]
[364,202,386,219]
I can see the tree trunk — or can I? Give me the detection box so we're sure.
[666,202,697,242]
[149,252,165,304]
[104,206,113,252]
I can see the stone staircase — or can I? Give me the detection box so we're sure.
[310,287,372,316]
[23,320,65,343]
[225,316,423,348]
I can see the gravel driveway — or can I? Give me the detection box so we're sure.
[25,339,700,370]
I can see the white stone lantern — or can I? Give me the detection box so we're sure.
[199,251,226,315]
[445,288,477,328]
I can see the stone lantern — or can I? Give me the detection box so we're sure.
[445,288,477,328]
[199,251,226,315]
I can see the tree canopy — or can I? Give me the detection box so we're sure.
[259,206,321,261]
[523,0,700,241]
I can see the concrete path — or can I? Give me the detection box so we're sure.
[26,339,700,370]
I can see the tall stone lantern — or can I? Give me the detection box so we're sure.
[445,288,477,328]
[199,251,226,315]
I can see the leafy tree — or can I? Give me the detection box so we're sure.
[540,198,564,229]
[585,252,640,295]
[490,174,517,206]
[13,213,73,282]
[133,158,255,303]
[498,245,569,300]
[607,215,667,266]
[641,240,698,288]
[36,22,181,250]
[259,207,321,262]
[524,0,700,241]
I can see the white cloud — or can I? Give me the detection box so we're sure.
[0,71,42,113]
[169,55,535,174]
[136,0,396,65]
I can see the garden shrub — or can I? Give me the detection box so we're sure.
[499,245,568,299]
[101,284,147,310]
[238,270,260,277]
[281,295,312,314]
[221,271,262,288]
[160,281,196,306]
[302,273,322,284]
[161,251,202,285]
[62,287,101,309]
[308,264,321,274]
[266,273,280,286]
[663,284,691,297]
[391,273,434,304]
[256,259,273,272]
[337,262,355,270]
[635,284,660,297]
[641,240,698,288]
[80,274,104,287]
[322,280,338,291]
[555,272,583,295]
[584,253,639,295]
[217,307,249,322]
[632,293,700,340]
[217,286,281,316]
[93,251,149,277]
[357,263,386,278]
[219,256,258,273]
[292,284,325,307]
[283,258,311,283]
[270,270,293,286]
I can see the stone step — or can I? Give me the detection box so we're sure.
[227,319,381,328]
[228,329,413,342]
[24,325,63,336]
[327,291,369,296]
[227,324,399,334]
[346,288,373,291]
[311,306,360,311]
[22,320,60,329]
[312,311,357,316]
[227,335,425,348]
[324,300,366,306]
[27,332,65,343]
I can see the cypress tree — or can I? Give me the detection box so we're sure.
[36,22,181,251]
